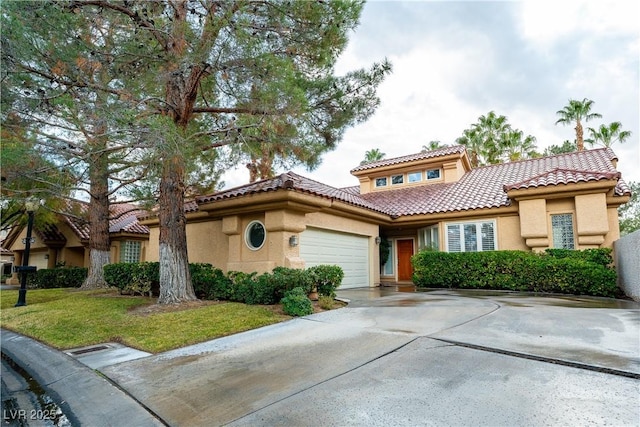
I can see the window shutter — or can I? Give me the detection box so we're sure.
[481,222,495,251]
[447,224,461,252]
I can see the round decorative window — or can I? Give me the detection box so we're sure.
[245,221,266,250]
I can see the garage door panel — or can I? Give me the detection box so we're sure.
[300,228,369,289]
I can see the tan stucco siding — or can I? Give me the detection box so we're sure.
[145,227,160,262]
[186,221,227,265]
[497,215,528,251]
[574,193,609,247]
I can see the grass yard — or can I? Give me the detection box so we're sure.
[0,288,290,353]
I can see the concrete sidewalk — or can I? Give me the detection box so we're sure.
[2,289,639,426]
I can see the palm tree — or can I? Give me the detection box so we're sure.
[455,128,483,168]
[500,130,538,162]
[555,98,602,151]
[585,121,632,148]
[476,111,510,164]
[360,148,386,165]
[421,141,445,152]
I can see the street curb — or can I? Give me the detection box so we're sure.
[1,329,166,427]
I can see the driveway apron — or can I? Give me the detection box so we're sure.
[100,289,640,426]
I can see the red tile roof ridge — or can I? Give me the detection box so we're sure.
[504,167,621,192]
[350,145,466,173]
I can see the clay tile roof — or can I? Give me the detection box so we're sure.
[197,172,388,215]
[362,147,628,216]
[109,203,150,235]
[60,201,149,239]
[503,168,621,192]
[350,145,466,173]
[191,147,627,219]
[36,223,67,243]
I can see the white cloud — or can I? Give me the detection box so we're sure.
[221,1,640,190]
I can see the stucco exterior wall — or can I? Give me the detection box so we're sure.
[186,221,227,265]
[497,215,528,250]
[614,230,640,301]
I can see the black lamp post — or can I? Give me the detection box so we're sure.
[15,199,40,307]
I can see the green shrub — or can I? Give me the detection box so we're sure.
[318,295,336,310]
[271,267,314,298]
[280,287,313,316]
[189,263,229,300]
[412,249,620,298]
[544,248,613,268]
[28,267,87,289]
[307,265,344,298]
[104,262,159,296]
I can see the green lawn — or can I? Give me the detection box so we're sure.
[0,288,290,353]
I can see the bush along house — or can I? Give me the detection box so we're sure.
[139,145,630,289]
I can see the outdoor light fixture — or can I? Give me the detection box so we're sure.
[375,236,382,245]
[289,235,299,247]
[15,198,43,307]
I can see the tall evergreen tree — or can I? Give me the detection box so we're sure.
[58,0,390,303]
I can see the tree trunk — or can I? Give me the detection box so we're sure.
[157,154,196,304]
[575,120,584,151]
[81,135,111,289]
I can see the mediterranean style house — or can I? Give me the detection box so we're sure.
[4,202,149,285]
[140,145,631,289]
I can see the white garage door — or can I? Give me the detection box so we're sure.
[299,228,369,289]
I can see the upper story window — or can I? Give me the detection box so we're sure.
[408,171,422,183]
[446,221,495,252]
[121,241,141,263]
[426,168,441,180]
[375,177,388,187]
[391,174,404,185]
[551,214,575,249]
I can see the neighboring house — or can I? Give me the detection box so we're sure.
[5,202,149,284]
[141,145,631,289]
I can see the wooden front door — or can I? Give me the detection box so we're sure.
[397,239,414,281]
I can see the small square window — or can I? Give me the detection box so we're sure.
[426,169,441,180]
[408,172,422,183]
[375,177,387,187]
[391,174,404,185]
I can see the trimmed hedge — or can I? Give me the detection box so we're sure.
[411,249,620,298]
[103,262,344,304]
[27,267,88,289]
[281,287,313,316]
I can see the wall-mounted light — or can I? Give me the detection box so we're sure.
[44,254,49,260]
[375,236,382,245]
[289,235,299,247]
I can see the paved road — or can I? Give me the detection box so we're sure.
[3,288,639,426]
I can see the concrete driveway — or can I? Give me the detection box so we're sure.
[100,288,640,426]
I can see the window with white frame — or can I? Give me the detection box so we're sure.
[381,240,395,276]
[120,241,142,263]
[391,174,404,185]
[375,177,388,187]
[551,214,575,249]
[426,168,441,180]
[408,171,422,183]
[446,221,496,252]
[418,225,439,251]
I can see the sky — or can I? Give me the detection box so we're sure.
[222,0,640,190]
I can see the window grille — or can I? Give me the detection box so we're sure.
[121,241,141,263]
[551,214,575,249]
[446,221,496,252]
